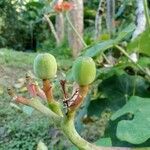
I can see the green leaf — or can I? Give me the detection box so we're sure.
[111,96,150,144]
[127,28,150,56]
[84,23,135,57]
[115,23,136,42]
[95,137,112,147]
[87,73,150,117]
[87,98,108,117]
[84,40,114,57]
[99,74,150,110]
[138,57,150,67]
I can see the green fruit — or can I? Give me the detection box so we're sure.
[33,53,57,79]
[72,57,96,86]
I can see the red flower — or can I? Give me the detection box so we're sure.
[54,3,63,12]
[62,2,74,11]
[54,1,74,12]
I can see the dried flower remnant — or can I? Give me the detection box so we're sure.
[26,74,46,100]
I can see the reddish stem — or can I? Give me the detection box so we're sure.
[69,85,89,111]
[43,79,53,102]
[15,96,30,105]
[60,80,68,99]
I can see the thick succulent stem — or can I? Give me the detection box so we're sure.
[61,112,99,150]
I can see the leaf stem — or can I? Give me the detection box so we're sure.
[65,12,88,48]
[44,14,60,46]
[102,53,112,64]
[115,45,150,78]
[143,0,150,28]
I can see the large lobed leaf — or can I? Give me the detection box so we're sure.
[88,74,150,117]
[111,96,150,144]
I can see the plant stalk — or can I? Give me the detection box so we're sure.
[43,79,63,116]
[69,85,89,112]
[65,12,88,48]
[143,0,150,27]
[115,45,150,79]
[44,14,60,46]
[61,112,100,150]
[28,98,61,124]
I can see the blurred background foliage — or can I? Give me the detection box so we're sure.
[0,0,136,55]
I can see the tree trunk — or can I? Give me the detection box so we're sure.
[130,0,146,63]
[68,0,84,58]
[95,0,105,39]
[106,0,115,37]
[132,0,146,40]
[55,13,64,45]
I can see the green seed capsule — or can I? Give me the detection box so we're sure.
[72,57,96,86]
[33,53,57,80]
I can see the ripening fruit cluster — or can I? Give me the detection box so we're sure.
[33,53,96,86]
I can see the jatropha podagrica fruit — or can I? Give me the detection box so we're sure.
[72,57,96,86]
[33,53,57,80]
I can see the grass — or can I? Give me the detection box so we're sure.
[0,48,73,68]
[0,48,36,68]
[0,48,73,150]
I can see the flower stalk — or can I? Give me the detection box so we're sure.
[69,85,89,112]
[42,79,63,116]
